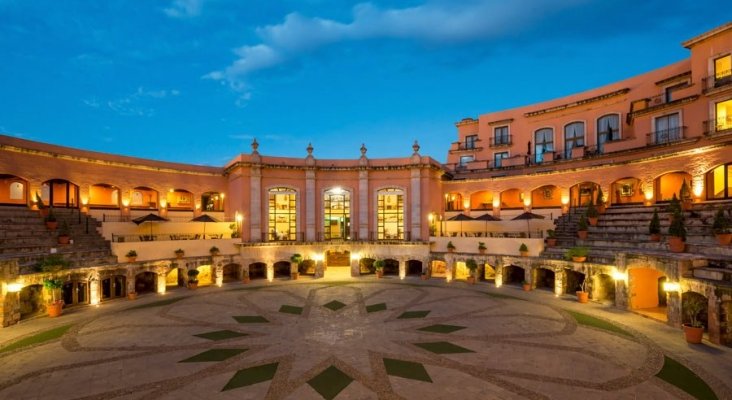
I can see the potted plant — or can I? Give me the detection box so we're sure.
[546,229,557,247]
[564,246,589,262]
[127,291,137,300]
[446,241,456,253]
[667,194,682,221]
[229,223,241,238]
[290,253,303,280]
[478,242,487,254]
[586,201,599,226]
[45,210,58,230]
[596,187,606,213]
[187,269,200,289]
[519,243,529,257]
[577,214,589,240]
[683,295,705,343]
[668,211,686,253]
[36,193,49,217]
[576,278,589,303]
[57,221,71,245]
[522,280,531,291]
[712,209,732,245]
[43,278,64,317]
[242,270,251,284]
[465,259,478,285]
[174,248,185,258]
[125,250,138,263]
[679,180,692,211]
[649,209,661,242]
[209,246,220,256]
[374,260,385,278]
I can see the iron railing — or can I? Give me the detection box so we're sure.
[489,135,512,147]
[646,126,686,146]
[702,70,732,93]
[703,118,732,135]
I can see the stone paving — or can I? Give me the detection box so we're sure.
[1,277,731,399]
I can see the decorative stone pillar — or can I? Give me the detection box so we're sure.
[250,139,262,242]
[350,258,360,277]
[157,272,167,294]
[494,257,504,288]
[399,259,406,280]
[127,269,137,295]
[524,266,532,288]
[89,270,100,305]
[666,291,682,328]
[492,191,501,218]
[314,259,325,279]
[445,256,454,283]
[214,263,224,287]
[358,144,369,241]
[554,268,564,296]
[1,260,21,327]
[266,263,274,282]
[305,143,316,242]
[410,141,422,241]
[707,292,721,345]
[423,258,431,275]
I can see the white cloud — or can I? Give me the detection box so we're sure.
[164,0,204,18]
[104,87,180,117]
[206,0,586,100]
[83,98,101,108]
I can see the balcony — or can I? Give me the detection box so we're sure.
[449,141,482,154]
[489,135,513,148]
[646,126,686,146]
[703,119,732,138]
[702,71,732,94]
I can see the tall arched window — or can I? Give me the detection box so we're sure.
[377,188,404,240]
[268,187,297,241]
[597,114,620,153]
[563,122,585,159]
[323,187,350,240]
[534,128,553,163]
[0,174,27,205]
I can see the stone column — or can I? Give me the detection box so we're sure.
[1,260,21,327]
[494,256,504,287]
[314,260,325,279]
[306,169,316,241]
[250,166,262,242]
[214,263,224,287]
[423,258,431,275]
[266,263,274,282]
[708,292,721,345]
[445,256,454,283]
[524,266,532,288]
[554,268,564,296]
[127,269,136,295]
[492,190,501,219]
[399,259,406,280]
[410,168,421,241]
[350,258,360,277]
[666,292,682,328]
[89,270,100,305]
[358,170,369,240]
[157,272,167,294]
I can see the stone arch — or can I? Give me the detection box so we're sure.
[273,261,291,278]
[530,185,561,208]
[500,188,523,209]
[533,267,555,291]
[445,192,463,211]
[0,174,28,205]
[610,177,644,205]
[469,190,493,211]
[654,171,692,202]
[383,258,399,276]
[196,265,212,286]
[682,291,709,330]
[249,262,267,280]
[503,265,525,285]
[89,183,120,208]
[101,274,127,300]
[592,273,615,304]
[134,271,157,294]
[431,260,447,278]
[222,263,241,283]
[569,182,600,207]
[19,284,44,319]
[300,259,316,275]
[564,269,586,295]
[482,263,496,282]
[406,259,423,276]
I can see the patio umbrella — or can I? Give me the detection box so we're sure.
[474,213,502,236]
[191,214,219,239]
[511,211,545,237]
[447,213,474,236]
[132,213,169,238]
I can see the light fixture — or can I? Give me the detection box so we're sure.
[121,198,130,207]
[523,198,531,207]
[81,197,88,206]
[160,200,167,208]
[332,187,343,195]
[235,213,243,223]
[693,182,704,198]
[492,198,500,208]
[662,281,680,292]
[644,190,654,201]
[561,196,570,205]
[350,252,361,261]
[611,269,627,281]
[313,253,324,262]
[6,282,22,293]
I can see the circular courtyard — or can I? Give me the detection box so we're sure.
[0,280,726,399]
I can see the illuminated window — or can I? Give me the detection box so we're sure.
[42,179,79,208]
[201,192,224,212]
[89,184,120,208]
[716,99,732,131]
[534,128,553,163]
[377,188,404,240]
[9,182,23,200]
[706,164,732,200]
[714,55,731,81]
[166,189,193,210]
[445,192,462,211]
[563,122,585,159]
[268,187,297,241]
[323,188,350,240]
[131,187,158,209]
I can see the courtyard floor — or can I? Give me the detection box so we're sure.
[1,276,731,399]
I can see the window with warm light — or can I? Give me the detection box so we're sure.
[597,114,620,153]
[705,163,732,200]
[323,188,350,240]
[268,187,297,241]
[445,192,462,211]
[166,189,194,210]
[131,186,158,209]
[201,191,224,212]
[715,99,732,131]
[89,183,120,208]
[714,54,731,81]
[377,188,404,240]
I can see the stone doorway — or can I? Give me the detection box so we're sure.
[249,262,267,279]
[534,268,555,291]
[407,260,422,276]
[383,259,399,276]
[101,275,126,301]
[223,264,240,283]
[19,284,44,319]
[62,280,89,307]
[503,265,525,285]
[274,261,290,278]
[134,272,157,294]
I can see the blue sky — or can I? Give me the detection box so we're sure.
[0,0,728,165]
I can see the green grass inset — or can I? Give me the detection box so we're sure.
[656,356,718,400]
[193,330,248,341]
[307,365,353,400]
[323,300,347,311]
[417,324,466,334]
[222,362,279,391]
[366,303,387,313]
[0,324,72,354]
[279,305,303,315]
[383,358,432,382]
[414,341,475,354]
[565,310,633,337]
[179,348,247,363]
[127,296,188,310]
[398,310,430,319]
[233,315,269,323]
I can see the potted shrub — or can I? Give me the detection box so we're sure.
[242,269,251,284]
[127,291,137,300]
[576,278,589,303]
[45,210,58,230]
[586,201,599,226]
[174,248,185,258]
[596,187,606,213]
[290,253,303,280]
[209,246,220,256]
[36,193,49,217]
[478,242,487,254]
[465,259,478,285]
[679,180,692,211]
[43,278,64,317]
[522,280,531,291]
[668,211,686,253]
[577,214,589,240]
[564,246,589,262]
[57,221,71,245]
[519,243,529,257]
[374,260,385,278]
[667,194,682,222]
[712,209,732,245]
[649,209,661,242]
[125,250,138,263]
[187,269,200,289]
[683,295,706,344]
[546,229,557,247]
[446,241,456,253]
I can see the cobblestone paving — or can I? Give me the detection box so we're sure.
[0,280,729,399]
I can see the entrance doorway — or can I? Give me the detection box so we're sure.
[503,265,525,285]
[629,268,667,321]
[534,268,555,291]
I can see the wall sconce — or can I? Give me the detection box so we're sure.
[235,213,243,223]
[644,190,654,201]
[350,252,361,261]
[6,282,23,293]
[221,193,225,200]
[561,196,569,205]
[463,199,470,210]
[692,182,703,198]
[160,200,167,208]
[611,269,627,281]
[195,202,201,210]
[428,213,434,223]
[121,198,130,207]
[313,253,324,262]
[492,198,500,208]
[662,282,680,292]
[81,197,88,206]
[523,198,531,207]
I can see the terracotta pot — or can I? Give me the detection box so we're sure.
[467,276,475,285]
[188,282,198,290]
[291,272,299,280]
[421,274,429,280]
[668,236,685,253]
[546,238,557,247]
[127,257,137,263]
[58,235,70,245]
[46,221,58,230]
[479,248,486,254]
[47,301,63,318]
[39,209,50,218]
[716,233,732,245]
[520,251,529,257]
[597,205,606,214]
[577,230,588,240]
[683,324,704,344]
[376,270,384,278]
[447,248,455,253]
[522,283,531,291]
[576,291,589,303]
[650,233,661,242]
[242,276,251,284]
[127,292,137,300]
[175,253,184,259]
[588,217,598,226]
[572,256,587,263]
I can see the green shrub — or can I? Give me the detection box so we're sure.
[465,259,478,271]
[519,243,528,252]
[712,209,731,234]
[577,214,588,231]
[126,250,138,258]
[374,260,385,270]
[478,242,487,250]
[649,209,661,235]
[669,211,686,241]
[35,255,71,273]
[586,201,599,218]
[187,269,200,283]
[564,246,589,260]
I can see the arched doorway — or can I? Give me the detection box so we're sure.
[166,189,194,211]
[62,280,88,307]
[222,263,240,283]
[274,261,291,278]
[101,275,126,301]
[249,262,267,279]
[134,272,157,294]
[0,174,28,206]
[323,187,351,240]
[564,270,586,295]
[445,192,463,212]
[130,187,159,210]
[593,274,615,304]
[165,268,184,288]
[534,268,555,291]
[407,260,422,276]
[359,258,375,275]
[610,178,644,205]
[654,172,692,202]
[201,191,224,212]
[483,264,496,282]
[383,259,399,276]
[531,185,561,209]
[503,265,525,285]
[195,266,212,286]
[569,182,599,207]
[682,291,708,330]
[42,179,79,208]
[430,260,447,278]
[628,268,666,320]
[470,191,493,211]
[19,284,43,318]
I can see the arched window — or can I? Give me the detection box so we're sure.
[0,175,27,205]
[268,187,297,241]
[377,188,404,240]
[89,184,120,208]
[10,182,24,200]
[166,189,194,210]
[534,128,553,163]
[706,164,732,200]
[597,114,620,153]
[131,187,158,209]
[323,187,350,240]
[563,122,584,159]
[444,192,462,211]
[42,179,79,208]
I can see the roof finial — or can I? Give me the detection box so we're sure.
[360,143,367,156]
[306,142,313,156]
[412,140,420,155]
[251,138,259,154]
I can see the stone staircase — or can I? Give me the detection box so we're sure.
[0,206,117,273]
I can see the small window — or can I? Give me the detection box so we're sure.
[459,155,474,166]
[716,99,732,131]
[465,135,478,149]
[494,152,508,168]
[664,83,686,103]
[494,126,509,145]
[653,113,681,145]
[715,55,731,81]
